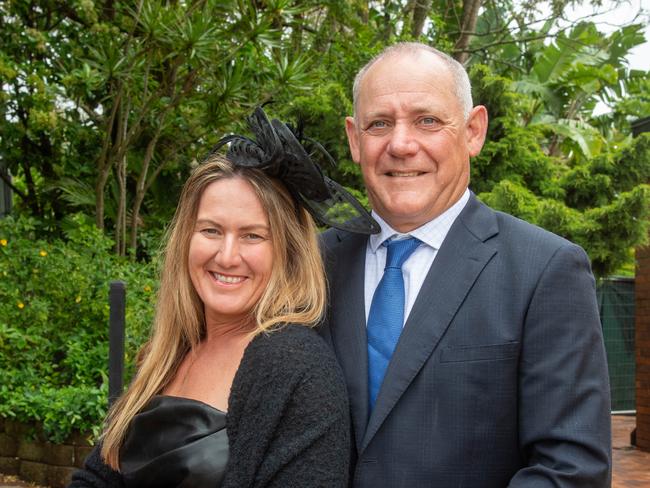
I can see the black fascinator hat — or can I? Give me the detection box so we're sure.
[208,107,380,235]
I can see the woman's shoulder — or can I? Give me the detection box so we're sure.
[229,324,347,421]
[247,324,333,364]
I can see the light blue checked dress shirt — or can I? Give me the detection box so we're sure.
[363,189,470,326]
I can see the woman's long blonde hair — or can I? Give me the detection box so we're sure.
[101,155,326,468]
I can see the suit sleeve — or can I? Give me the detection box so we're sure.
[510,243,612,487]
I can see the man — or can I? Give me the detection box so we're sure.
[320,42,611,487]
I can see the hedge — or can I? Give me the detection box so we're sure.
[0,214,157,442]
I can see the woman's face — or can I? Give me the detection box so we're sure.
[188,177,274,327]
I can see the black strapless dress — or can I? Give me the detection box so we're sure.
[119,395,229,487]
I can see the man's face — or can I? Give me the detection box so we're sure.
[345,51,487,232]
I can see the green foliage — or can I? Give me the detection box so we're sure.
[2,0,648,273]
[472,63,650,277]
[1,0,347,255]
[0,215,156,441]
[0,0,648,445]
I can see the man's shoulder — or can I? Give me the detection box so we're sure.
[494,208,575,251]
[320,226,356,248]
[319,226,368,264]
[465,196,575,249]
[468,200,590,274]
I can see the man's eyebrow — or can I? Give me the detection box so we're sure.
[363,110,388,118]
[362,106,439,119]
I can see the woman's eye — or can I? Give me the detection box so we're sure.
[243,233,264,241]
[200,228,220,237]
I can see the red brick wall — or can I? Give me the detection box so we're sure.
[636,241,650,451]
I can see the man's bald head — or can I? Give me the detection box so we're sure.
[352,42,473,120]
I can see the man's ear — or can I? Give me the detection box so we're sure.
[345,116,361,164]
[466,105,488,157]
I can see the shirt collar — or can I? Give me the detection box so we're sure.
[368,189,470,253]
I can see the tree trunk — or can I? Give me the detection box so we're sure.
[95,166,110,229]
[129,132,160,254]
[20,136,41,216]
[95,88,123,229]
[411,0,433,38]
[102,0,116,21]
[290,10,303,57]
[453,0,482,64]
[381,0,393,41]
[115,152,127,256]
[114,99,129,256]
[38,133,64,221]
[356,0,369,24]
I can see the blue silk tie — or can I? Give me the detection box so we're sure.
[367,237,421,411]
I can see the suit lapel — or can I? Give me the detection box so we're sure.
[362,195,499,451]
[327,231,370,452]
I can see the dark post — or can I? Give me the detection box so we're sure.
[109,281,126,408]
[0,164,12,217]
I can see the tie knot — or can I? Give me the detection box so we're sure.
[384,237,421,269]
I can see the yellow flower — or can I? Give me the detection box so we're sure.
[143,285,152,293]
[0,239,7,246]
[39,250,47,257]
[17,302,25,309]
[75,295,82,303]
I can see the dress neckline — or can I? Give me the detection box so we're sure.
[155,394,227,415]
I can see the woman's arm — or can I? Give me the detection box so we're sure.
[258,368,350,488]
[68,444,125,488]
[223,326,351,488]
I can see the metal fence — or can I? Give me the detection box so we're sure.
[597,277,636,412]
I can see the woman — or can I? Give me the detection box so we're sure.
[69,108,378,488]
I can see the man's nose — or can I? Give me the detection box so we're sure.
[214,236,241,267]
[387,123,418,157]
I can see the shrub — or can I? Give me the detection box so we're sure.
[0,214,157,442]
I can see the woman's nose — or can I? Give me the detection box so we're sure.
[214,236,241,267]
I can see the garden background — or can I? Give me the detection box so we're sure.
[1,0,649,473]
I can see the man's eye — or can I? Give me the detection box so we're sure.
[367,120,389,131]
[419,117,439,126]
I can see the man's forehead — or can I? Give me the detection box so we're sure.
[359,97,447,118]
[361,53,452,92]
[368,50,448,76]
[357,65,457,114]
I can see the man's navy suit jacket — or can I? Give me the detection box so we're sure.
[320,193,611,487]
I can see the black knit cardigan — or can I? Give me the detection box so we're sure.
[69,325,351,488]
